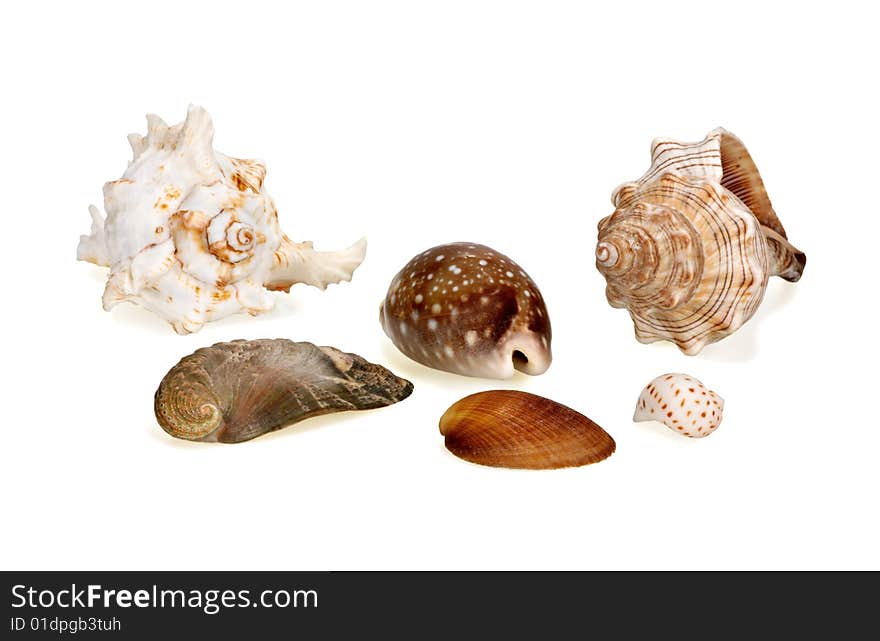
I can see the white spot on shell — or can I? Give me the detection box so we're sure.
[479,259,487,266]
[506,271,514,278]
[431,303,442,314]
[444,345,455,357]
[414,294,423,304]
[399,322,407,335]
[465,330,479,346]
[435,255,445,261]
[427,319,438,331]
[523,290,531,298]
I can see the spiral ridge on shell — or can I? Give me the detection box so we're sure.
[597,200,704,312]
[154,365,223,440]
[207,210,258,264]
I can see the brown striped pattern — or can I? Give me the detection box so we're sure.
[595,127,805,355]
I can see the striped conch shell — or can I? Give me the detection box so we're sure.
[77,106,366,334]
[595,128,806,355]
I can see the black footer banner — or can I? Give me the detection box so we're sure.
[1,571,872,637]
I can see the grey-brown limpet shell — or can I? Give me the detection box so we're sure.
[154,339,413,443]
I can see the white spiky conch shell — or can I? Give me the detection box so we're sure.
[595,128,806,355]
[77,105,366,334]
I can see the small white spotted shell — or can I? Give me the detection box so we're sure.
[633,373,723,438]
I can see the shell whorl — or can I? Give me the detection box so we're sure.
[596,201,703,311]
[154,358,224,440]
[207,210,258,263]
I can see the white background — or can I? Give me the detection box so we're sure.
[2,1,878,570]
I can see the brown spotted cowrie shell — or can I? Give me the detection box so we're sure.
[439,390,615,469]
[379,243,551,379]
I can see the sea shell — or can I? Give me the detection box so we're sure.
[379,243,551,378]
[633,373,723,438]
[439,390,615,469]
[595,128,806,355]
[154,339,413,443]
[77,106,366,334]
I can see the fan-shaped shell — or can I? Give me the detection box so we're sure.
[380,243,552,379]
[154,339,413,443]
[595,128,806,355]
[439,390,615,469]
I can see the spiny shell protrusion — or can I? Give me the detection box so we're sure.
[596,128,806,355]
[633,373,723,438]
[77,106,366,334]
[154,339,413,443]
[380,243,552,379]
[439,390,615,469]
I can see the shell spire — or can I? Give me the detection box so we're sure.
[77,106,365,333]
[596,128,806,355]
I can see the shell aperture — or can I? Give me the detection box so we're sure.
[154,339,413,443]
[596,128,806,355]
[77,106,366,334]
[380,243,551,379]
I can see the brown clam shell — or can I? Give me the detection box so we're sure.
[439,390,615,469]
[154,339,413,443]
[380,243,552,379]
